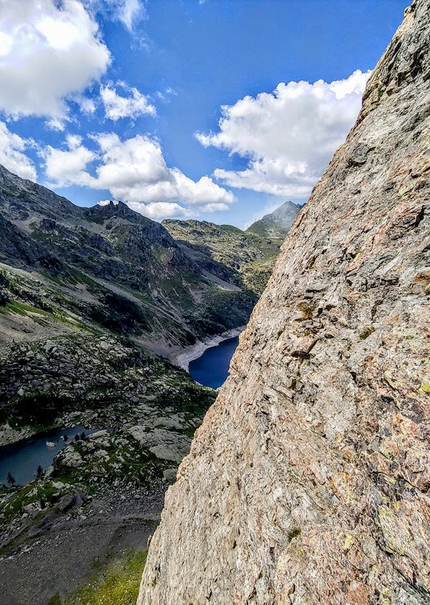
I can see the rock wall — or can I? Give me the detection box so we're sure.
[138,2,430,603]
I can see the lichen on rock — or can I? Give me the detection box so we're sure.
[138,1,430,603]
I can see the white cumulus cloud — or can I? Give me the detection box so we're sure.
[117,0,145,30]
[42,132,235,219]
[43,134,96,187]
[0,0,110,119]
[0,121,37,181]
[127,201,192,219]
[93,134,235,213]
[101,82,155,120]
[196,70,370,199]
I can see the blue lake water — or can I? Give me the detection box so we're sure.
[0,425,95,486]
[1,337,240,486]
[189,336,239,389]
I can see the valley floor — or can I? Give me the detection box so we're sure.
[0,333,216,605]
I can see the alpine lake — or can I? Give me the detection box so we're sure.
[0,336,239,488]
[189,336,239,389]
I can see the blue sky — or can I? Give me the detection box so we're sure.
[0,0,407,228]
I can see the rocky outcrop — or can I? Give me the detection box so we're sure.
[138,2,430,604]
[0,333,152,421]
[0,328,216,431]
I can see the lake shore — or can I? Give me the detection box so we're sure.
[169,325,246,372]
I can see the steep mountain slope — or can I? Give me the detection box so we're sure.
[163,211,298,297]
[0,165,256,353]
[138,2,430,604]
[246,201,301,239]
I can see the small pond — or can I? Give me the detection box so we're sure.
[0,425,95,486]
[189,336,239,389]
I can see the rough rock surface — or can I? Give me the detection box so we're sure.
[138,2,430,604]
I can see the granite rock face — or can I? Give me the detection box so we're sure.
[138,2,430,604]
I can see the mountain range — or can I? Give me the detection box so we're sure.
[246,201,302,239]
[0,163,300,354]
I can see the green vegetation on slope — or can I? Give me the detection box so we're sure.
[162,219,284,296]
[58,550,147,605]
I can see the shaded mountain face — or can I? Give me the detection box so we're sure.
[0,164,257,357]
[246,201,301,239]
[0,164,83,223]
[138,2,430,604]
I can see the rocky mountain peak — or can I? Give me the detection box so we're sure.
[246,201,301,238]
[88,200,150,223]
[138,2,430,604]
